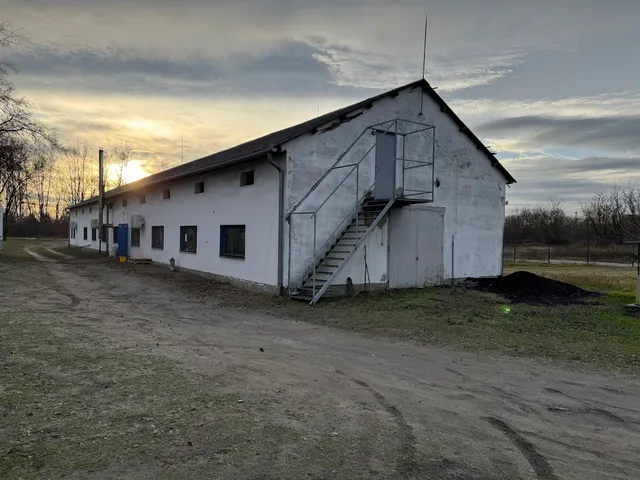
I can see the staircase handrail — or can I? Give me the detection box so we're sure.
[285,119,396,221]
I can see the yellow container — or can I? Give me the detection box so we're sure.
[119,256,128,263]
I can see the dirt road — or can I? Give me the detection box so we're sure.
[3,246,640,479]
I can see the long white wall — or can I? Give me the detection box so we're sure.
[284,85,508,288]
[70,159,281,289]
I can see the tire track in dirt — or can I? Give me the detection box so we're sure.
[544,387,639,427]
[51,286,81,308]
[335,370,417,477]
[24,248,53,262]
[46,248,74,260]
[483,416,558,480]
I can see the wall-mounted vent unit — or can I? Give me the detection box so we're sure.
[90,219,99,229]
[131,215,146,229]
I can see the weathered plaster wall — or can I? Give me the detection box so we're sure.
[284,85,508,289]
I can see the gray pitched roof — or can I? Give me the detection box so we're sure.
[70,79,514,209]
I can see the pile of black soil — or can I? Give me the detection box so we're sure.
[467,271,599,304]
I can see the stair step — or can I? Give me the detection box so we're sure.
[317,265,338,273]
[336,240,357,247]
[318,260,342,268]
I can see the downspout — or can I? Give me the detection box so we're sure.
[268,150,285,295]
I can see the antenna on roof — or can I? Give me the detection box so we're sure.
[421,13,428,80]
[419,13,428,116]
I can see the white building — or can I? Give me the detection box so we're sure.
[69,79,515,303]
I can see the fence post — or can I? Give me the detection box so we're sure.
[513,244,516,263]
[547,241,551,264]
[587,236,590,265]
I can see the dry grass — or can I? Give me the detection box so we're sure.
[504,262,637,297]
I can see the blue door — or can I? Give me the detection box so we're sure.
[117,224,129,257]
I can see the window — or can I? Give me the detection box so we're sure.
[89,206,92,213]
[83,227,88,240]
[240,171,254,186]
[123,198,128,207]
[91,228,97,241]
[113,226,119,244]
[163,189,171,200]
[82,208,85,214]
[151,226,164,249]
[131,228,141,247]
[140,195,146,204]
[75,211,77,216]
[194,181,205,194]
[109,203,113,210]
[220,225,245,258]
[71,228,76,239]
[180,226,197,253]
[101,226,108,241]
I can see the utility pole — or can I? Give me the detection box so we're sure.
[98,147,105,255]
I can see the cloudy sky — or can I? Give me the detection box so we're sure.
[3,0,640,210]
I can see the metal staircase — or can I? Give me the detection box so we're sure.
[286,118,436,304]
[290,199,391,302]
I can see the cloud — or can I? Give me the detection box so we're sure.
[477,115,640,154]
[503,154,640,210]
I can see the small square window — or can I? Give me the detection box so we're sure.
[131,228,141,247]
[180,226,197,253]
[163,189,171,200]
[240,171,254,187]
[220,225,245,258]
[123,198,128,207]
[91,228,97,241]
[152,226,164,249]
[194,181,205,194]
[140,195,146,204]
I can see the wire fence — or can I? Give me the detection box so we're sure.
[504,243,639,267]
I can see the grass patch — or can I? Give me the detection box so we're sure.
[504,262,636,296]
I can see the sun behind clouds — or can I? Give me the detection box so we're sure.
[121,160,149,184]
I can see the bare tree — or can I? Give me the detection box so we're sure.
[0,21,54,146]
[32,143,58,220]
[58,141,98,208]
[106,141,132,189]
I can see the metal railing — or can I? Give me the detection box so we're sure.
[286,118,436,298]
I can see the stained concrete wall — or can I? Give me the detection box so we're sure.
[69,157,281,289]
[284,85,508,289]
